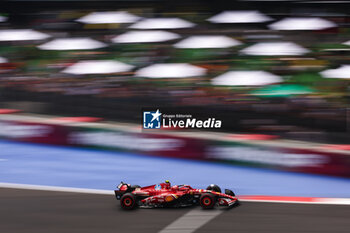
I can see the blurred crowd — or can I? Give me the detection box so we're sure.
[0,2,349,139]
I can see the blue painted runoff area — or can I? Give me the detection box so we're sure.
[1,140,350,197]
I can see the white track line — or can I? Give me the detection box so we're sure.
[0,182,113,195]
[1,182,350,205]
[158,209,222,233]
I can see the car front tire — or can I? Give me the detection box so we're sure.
[206,184,221,193]
[200,193,216,209]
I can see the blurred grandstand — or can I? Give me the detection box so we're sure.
[1,2,350,232]
[0,0,349,143]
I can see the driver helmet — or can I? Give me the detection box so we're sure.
[164,180,171,189]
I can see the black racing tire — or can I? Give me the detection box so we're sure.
[206,184,221,193]
[120,193,138,210]
[225,189,235,197]
[200,193,216,209]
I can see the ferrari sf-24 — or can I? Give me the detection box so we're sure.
[115,180,238,210]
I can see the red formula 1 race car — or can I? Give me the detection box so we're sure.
[115,180,238,210]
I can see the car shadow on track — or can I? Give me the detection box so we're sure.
[113,201,241,212]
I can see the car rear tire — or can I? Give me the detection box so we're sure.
[206,184,221,193]
[120,193,137,210]
[200,193,216,209]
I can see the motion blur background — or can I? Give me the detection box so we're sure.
[1,0,350,196]
[1,0,350,139]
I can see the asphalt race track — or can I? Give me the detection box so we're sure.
[1,188,350,233]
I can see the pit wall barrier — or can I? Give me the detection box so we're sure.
[1,117,350,178]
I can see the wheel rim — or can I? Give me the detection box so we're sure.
[203,197,212,206]
[124,197,133,207]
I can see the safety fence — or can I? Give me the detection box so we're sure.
[1,116,350,178]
